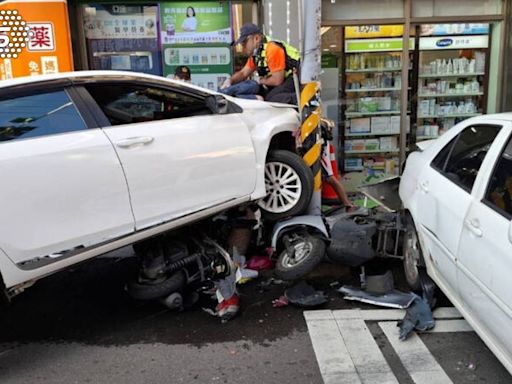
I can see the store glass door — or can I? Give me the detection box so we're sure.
[342,25,412,179]
[414,23,489,142]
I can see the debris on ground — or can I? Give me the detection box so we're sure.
[246,255,274,271]
[397,294,435,340]
[284,281,328,307]
[338,285,416,309]
[271,295,289,308]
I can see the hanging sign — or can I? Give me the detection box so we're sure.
[420,24,489,36]
[0,0,73,79]
[345,38,415,53]
[345,25,404,39]
[419,35,489,50]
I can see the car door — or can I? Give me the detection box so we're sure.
[457,126,512,361]
[414,123,502,297]
[83,81,257,230]
[0,83,134,267]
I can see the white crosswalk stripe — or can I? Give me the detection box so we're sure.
[304,307,472,384]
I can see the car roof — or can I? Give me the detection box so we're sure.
[0,70,216,96]
[467,113,512,123]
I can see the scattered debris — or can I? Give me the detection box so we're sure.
[338,285,416,309]
[272,296,289,308]
[285,281,328,307]
[246,255,274,271]
[397,294,435,340]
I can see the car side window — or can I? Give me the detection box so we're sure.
[484,135,512,219]
[0,90,87,143]
[430,125,502,192]
[85,84,212,126]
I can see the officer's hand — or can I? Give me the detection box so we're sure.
[220,78,232,89]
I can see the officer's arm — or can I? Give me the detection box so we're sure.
[259,70,285,87]
[230,66,254,85]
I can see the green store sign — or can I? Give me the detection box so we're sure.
[346,38,415,53]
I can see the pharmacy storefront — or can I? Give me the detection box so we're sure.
[315,0,508,181]
[69,0,257,90]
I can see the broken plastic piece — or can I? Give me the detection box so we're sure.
[246,255,274,271]
[398,294,435,340]
[285,281,328,307]
[338,285,416,309]
[272,296,289,308]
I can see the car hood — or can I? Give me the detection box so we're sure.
[225,95,297,110]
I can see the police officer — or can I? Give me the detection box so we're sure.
[222,23,300,104]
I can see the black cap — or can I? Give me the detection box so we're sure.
[174,65,191,81]
[234,23,261,45]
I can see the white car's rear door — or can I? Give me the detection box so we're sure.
[0,85,134,267]
[457,126,512,368]
[85,82,256,230]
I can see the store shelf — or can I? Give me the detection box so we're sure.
[419,72,485,79]
[417,135,439,140]
[345,132,400,137]
[345,149,400,154]
[345,87,402,93]
[346,67,403,73]
[418,92,483,98]
[418,113,481,119]
[345,110,404,117]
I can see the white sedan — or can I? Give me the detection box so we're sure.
[400,113,512,374]
[0,71,313,300]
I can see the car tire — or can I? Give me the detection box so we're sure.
[274,232,326,280]
[403,215,423,290]
[258,150,314,221]
[126,271,186,301]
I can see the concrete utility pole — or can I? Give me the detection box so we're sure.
[299,0,322,215]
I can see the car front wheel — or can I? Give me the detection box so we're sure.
[258,150,314,221]
[403,215,423,290]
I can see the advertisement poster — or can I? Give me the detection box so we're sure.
[0,0,73,79]
[420,24,489,36]
[345,25,404,39]
[160,2,232,45]
[162,44,230,90]
[82,5,161,75]
[83,5,157,39]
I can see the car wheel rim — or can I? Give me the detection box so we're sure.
[281,240,312,267]
[404,228,420,282]
[259,161,303,213]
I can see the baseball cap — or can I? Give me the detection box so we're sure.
[234,23,261,45]
[174,65,191,81]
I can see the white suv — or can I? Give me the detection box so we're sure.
[0,71,313,300]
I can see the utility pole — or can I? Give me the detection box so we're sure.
[299,0,322,215]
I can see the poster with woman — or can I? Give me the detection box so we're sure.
[160,2,232,44]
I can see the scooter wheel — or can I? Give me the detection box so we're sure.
[126,271,186,301]
[274,234,326,280]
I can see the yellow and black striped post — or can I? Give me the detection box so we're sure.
[300,81,322,195]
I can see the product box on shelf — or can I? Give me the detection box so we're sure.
[345,139,366,151]
[370,116,390,134]
[364,139,380,151]
[375,96,391,111]
[344,158,363,171]
[379,136,398,150]
[390,115,409,133]
[349,118,371,134]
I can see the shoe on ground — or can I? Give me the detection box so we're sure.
[216,294,240,321]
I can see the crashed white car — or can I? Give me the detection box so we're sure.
[400,114,512,373]
[0,71,313,300]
